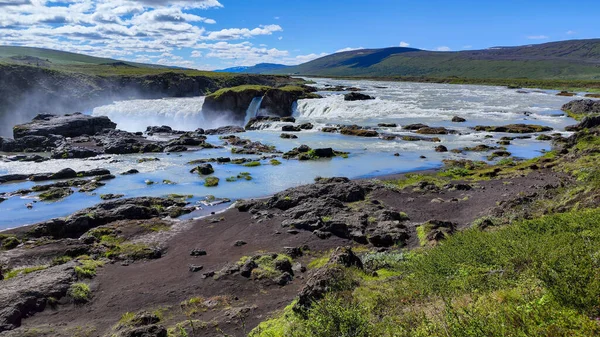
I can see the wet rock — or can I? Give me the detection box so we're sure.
[280,133,298,139]
[78,168,111,177]
[0,174,29,184]
[556,91,576,97]
[340,125,378,137]
[299,123,314,130]
[191,164,214,175]
[203,125,245,135]
[282,125,302,132]
[321,127,338,133]
[313,148,335,158]
[474,124,553,133]
[452,116,466,122]
[121,169,139,175]
[163,145,188,153]
[38,187,73,201]
[403,123,429,131]
[344,92,375,101]
[100,194,124,200]
[51,145,101,159]
[13,113,116,139]
[415,127,455,135]
[378,123,397,127]
[435,145,448,152]
[146,125,173,134]
[30,168,78,182]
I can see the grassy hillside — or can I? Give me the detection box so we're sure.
[0,46,237,78]
[276,39,600,80]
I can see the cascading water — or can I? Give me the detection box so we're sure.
[244,96,264,125]
[92,97,207,132]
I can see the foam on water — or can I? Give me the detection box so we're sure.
[92,97,207,132]
[0,78,583,229]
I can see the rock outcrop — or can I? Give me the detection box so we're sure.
[29,197,187,239]
[561,99,600,116]
[0,262,77,333]
[202,85,320,123]
[13,113,116,139]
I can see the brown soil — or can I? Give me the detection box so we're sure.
[4,169,564,337]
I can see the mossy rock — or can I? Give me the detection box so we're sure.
[204,176,220,187]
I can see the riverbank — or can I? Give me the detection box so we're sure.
[304,75,600,93]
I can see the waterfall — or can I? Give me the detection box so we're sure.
[244,96,264,125]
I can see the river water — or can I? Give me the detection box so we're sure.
[0,78,581,229]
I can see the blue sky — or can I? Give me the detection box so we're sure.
[1,0,599,70]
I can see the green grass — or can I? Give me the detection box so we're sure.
[208,85,271,99]
[74,259,104,279]
[69,283,91,303]
[4,265,48,279]
[243,161,262,167]
[252,208,600,336]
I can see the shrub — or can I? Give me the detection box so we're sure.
[69,283,91,303]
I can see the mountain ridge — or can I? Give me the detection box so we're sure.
[269,39,600,80]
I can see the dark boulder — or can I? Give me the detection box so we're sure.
[282,125,302,132]
[474,124,553,133]
[452,116,466,122]
[313,148,335,158]
[204,126,245,135]
[344,92,375,101]
[280,133,298,139]
[435,145,448,152]
[13,113,116,139]
[146,125,173,134]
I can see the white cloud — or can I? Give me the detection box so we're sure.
[295,52,328,63]
[0,0,322,68]
[274,16,280,20]
[336,47,364,53]
[436,46,451,51]
[463,45,473,49]
[206,24,283,40]
[399,41,410,47]
[527,35,549,40]
[566,30,576,35]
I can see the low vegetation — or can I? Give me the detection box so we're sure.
[252,208,600,336]
[69,283,91,304]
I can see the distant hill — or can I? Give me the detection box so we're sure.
[274,39,600,80]
[0,46,167,69]
[216,63,290,74]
